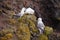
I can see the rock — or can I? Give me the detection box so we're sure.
[0,0,60,40]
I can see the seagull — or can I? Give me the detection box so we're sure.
[16,7,26,17]
[25,7,35,14]
[37,18,45,34]
[15,7,35,18]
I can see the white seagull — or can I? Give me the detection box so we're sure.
[25,7,35,14]
[37,18,45,34]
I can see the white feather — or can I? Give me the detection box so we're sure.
[37,18,45,34]
[17,7,26,17]
[25,7,34,14]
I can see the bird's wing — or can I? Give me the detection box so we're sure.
[37,22,45,29]
[25,8,34,14]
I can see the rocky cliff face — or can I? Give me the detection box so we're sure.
[0,0,60,28]
[0,0,60,40]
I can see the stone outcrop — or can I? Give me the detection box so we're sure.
[0,0,60,40]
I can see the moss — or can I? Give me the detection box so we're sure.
[0,29,13,40]
[17,14,36,23]
[28,19,38,34]
[5,33,13,39]
[16,23,31,40]
[17,14,39,40]
[17,14,38,34]
[0,13,39,40]
[0,37,7,40]
[38,34,48,40]
[44,26,53,35]
[17,15,27,23]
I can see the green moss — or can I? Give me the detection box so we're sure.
[44,26,53,35]
[17,14,39,40]
[17,14,36,23]
[17,14,38,33]
[0,13,39,40]
[16,23,31,40]
[28,19,38,34]
[38,34,48,40]
[17,15,27,23]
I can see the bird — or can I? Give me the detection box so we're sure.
[15,7,35,18]
[25,7,35,14]
[16,7,26,17]
[37,18,45,34]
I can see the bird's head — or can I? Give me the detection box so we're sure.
[38,18,42,21]
[21,7,26,13]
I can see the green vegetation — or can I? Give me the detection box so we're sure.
[44,26,53,35]
[0,13,54,40]
[38,34,48,40]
